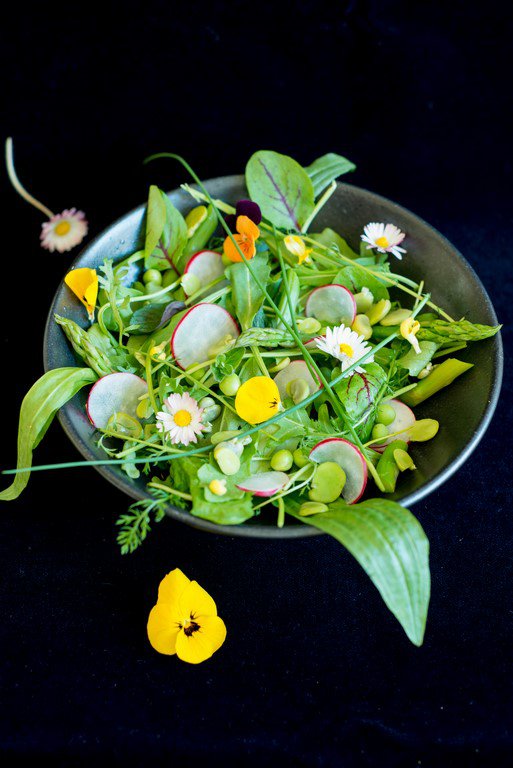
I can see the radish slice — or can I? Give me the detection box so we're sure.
[183,250,226,296]
[374,399,416,452]
[86,372,148,430]
[236,471,289,497]
[171,303,239,369]
[273,360,321,401]
[305,284,356,326]
[309,438,367,504]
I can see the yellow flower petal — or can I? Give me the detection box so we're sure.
[157,567,191,605]
[64,268,98,319]
[147,603,181,655]
[235,376,281,424]
[179,580,218,619]
[174,615,227,664]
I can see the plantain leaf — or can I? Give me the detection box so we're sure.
[0,367,98,501]
[305,153,356,197]
[246,150,315,230]
[288,497,430,646]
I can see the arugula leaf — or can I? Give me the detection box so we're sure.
[335,264,390,301]
[305,153,356,197]
[246,150,315,230]
[0,367,97,501]
[227,253,271,330]
[288,497,430,646]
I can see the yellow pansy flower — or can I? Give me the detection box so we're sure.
[147,568,226,664]
[235,376,281,424]
[400,317,421,354]
[64,267,98,320]
[283,234,312,265]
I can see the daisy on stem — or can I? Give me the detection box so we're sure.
[5,137,88,253]
[361,222,406,260]
[156,392,206,446]
[315,325,374,377]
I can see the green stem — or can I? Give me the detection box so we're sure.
[301,181,337,233]
[144,352,159,413]
[147,481,193,501]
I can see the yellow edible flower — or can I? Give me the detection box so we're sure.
[400,317,421,354]
[64,267,98,320]
[147,568,226,664]
[235,376,281,424]
[223,215,260,263]
[209,478,227,496]
[283,234,312,265]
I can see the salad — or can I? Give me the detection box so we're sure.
[1,150,501,645]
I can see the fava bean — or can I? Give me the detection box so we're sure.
[299,501,329,516]
[309,461,346,503]
[143,269,163,285]
[351,314,373,340]
[354,287,374,313]
[376,440,408,493]
[213,446,240,476]
[293,448,309,468]
[366,299,392,325]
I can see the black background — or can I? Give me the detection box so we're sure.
[1,1,512,765]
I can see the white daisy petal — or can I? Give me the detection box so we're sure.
[40,208,88,253]
[360,221,407,259]
[155,392,206,446]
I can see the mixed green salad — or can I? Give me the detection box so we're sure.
[1,150,501,645]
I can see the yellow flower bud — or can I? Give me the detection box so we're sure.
[283,235,312,264]
[400,317,421,354]
[208,478,228,496]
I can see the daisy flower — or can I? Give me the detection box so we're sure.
[361,222,406,260]
[315,324,374,377]
[40,208,88,253]
[5,137,88,253]
[156,392,206,446]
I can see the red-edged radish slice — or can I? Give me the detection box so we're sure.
[273,360,321,401]
[236,471,289,497]
[171,303,239,369]
[309,438,367,504]
[373,398,416,453]
[183,250,226,296]
[305,284,356,326]
[86,372,148,430]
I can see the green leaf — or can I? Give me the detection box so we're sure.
[310,228,359,260]
[288,497,430,646]
[176,457,255,525]
[144,185,167,260]
[160,194,188,270]
[211,347,245,382]
[130,300,185,334]
[398,341,439,376]
[0,367,97,501]
[259,407,312,456]
[226,253,271,330]
[246,150,315,230]
[335,362,387,422]
[335,264,390,301]
[305,153,356,197]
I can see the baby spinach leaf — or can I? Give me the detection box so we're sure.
[227,253,271,330]
[288,497,430,646]
[246,150,315,230]
[305,153,356,197]
[0,367,97,501]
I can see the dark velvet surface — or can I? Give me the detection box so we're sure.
[1,1,512,765]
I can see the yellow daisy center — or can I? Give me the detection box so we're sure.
[55,220,71,236]
[375,235,389,248]
[339,343,354,357]
[174,409,192,427]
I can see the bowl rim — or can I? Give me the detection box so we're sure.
[43,175,503,539]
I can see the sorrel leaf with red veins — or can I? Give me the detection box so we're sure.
[245,150,315,231]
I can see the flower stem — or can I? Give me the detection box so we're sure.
[5,137,54,218]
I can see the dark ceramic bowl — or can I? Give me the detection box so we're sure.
[44,175,503,538]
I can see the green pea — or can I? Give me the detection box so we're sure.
[309,461,346,503]
[376,403,396,426]
[162,268,179,287]
[293,448,309,468]
[219,373,241,396]
[143,269,163,285]
[372,423,389,440]
[145,281,162,295]
[296,317,321,334]
[299,501,328,516]
[271,449,293,472]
